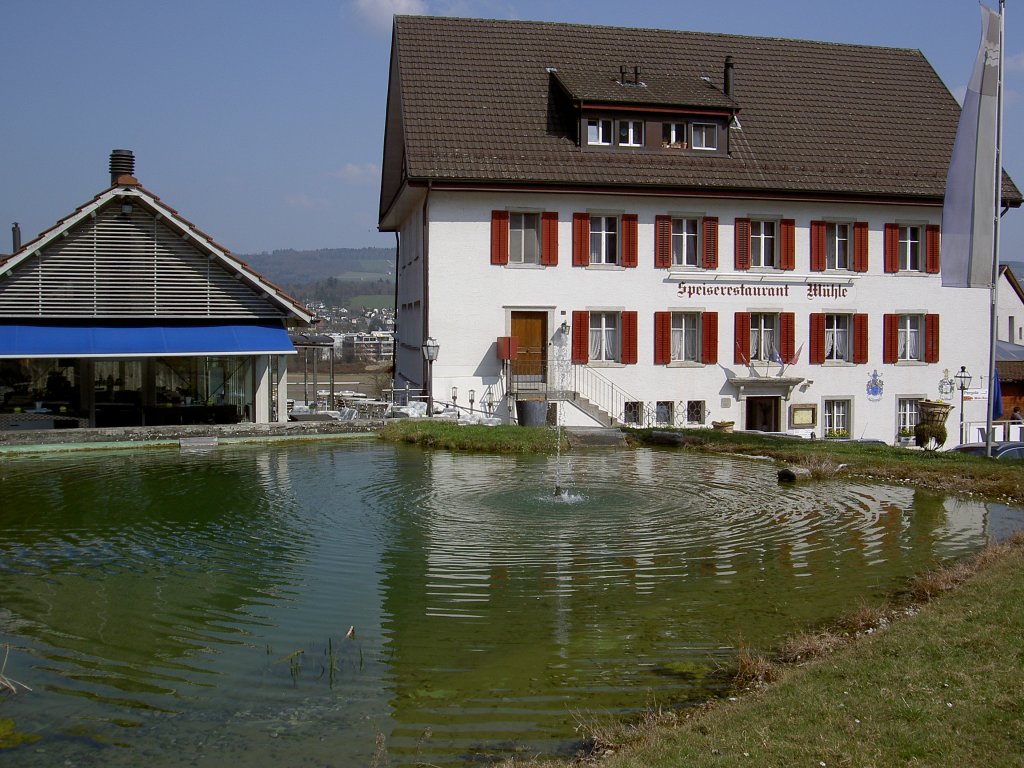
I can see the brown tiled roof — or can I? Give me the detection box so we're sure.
[389,16,1021,204]
[997,360,1024,383]
[552,67,738,110]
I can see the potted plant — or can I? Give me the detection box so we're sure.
[825,428,850,439]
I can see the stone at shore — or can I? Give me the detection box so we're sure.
[778,466,813,482]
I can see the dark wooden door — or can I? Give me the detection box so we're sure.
[746,396,779,432]
[511,312,547,382]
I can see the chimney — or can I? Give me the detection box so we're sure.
[634,65,642,84]
[109,149,136,185]
[11,222,20,253]
[620,65,627,83]
[724,56,734,97]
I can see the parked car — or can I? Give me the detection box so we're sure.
[951,441,1024,459]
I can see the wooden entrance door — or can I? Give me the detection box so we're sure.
[745,396,779,432]
[511,311,548,383]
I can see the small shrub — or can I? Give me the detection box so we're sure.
[914,422,947,450]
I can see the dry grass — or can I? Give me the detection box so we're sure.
[730,643,779,688]
[0,644,31,696]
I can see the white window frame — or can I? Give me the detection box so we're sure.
[589,311,620,362]
[589,215,619,265]
[671,312,701,363]
[898,314,923,361]
[824,314,852,362]
[750,220,777,268]
[749,312,780,362]
[827,222,850,270]
[899,225,923,271]
[618,119,644,147]
[672,217,700,267]
[508,212,540,265]
[662,122,687,148]
[898,398,921,435]
[587,118,613,146]
[691,122,718,150]
[824,399,850,437]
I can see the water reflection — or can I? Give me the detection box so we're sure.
[0,443,1011,767]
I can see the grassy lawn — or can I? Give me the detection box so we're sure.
[379,420,562,453]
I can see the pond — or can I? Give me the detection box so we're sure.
[0,439,1017,766]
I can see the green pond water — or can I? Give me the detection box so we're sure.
[0,439,1019,766]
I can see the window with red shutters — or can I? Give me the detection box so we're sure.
[852,313,869,364]
[572,213,590,266]
[734,218,751,270]
[779,219,796,271]
[925,225,941,274]
[925,313,940,362]
[571,311,589,363]
[810,221,827,272]
[734,311,751,364]
[701,311,718,364]
[654,216,672,268]
[490,210,509,265]
[883,314,899,363]
[620,311,638,363]
[654,312,671,364]
[809,313,826,363]
[621,215,638,267]
[884,223,900,273]
[703,216,719,269]
[780,312,796,363]
[853,221,869,272]
[540,212,558,266]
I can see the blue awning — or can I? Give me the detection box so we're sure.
[0,322,297,358]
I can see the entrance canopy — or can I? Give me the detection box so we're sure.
[0,322,297,358]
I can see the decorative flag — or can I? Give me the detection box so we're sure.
[941,3,1001,288]
[991,367,1004,420]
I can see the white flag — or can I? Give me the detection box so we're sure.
[941,3,1001,288]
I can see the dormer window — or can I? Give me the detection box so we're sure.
[618,120,644,146]
[587,119,613,145]
[691,122,719,150]
[662,122,687,149]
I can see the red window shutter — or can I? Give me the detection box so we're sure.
[925,224,941,274]
[572,212,590,267]
[883,223,900,273]
[702,216,719,269]
[853,313,869,364]
[734,312,751,364]
[780,312,796,363]
[925,314,940,363]
[620,311,638,364]
[621,214,638,267]
[883,314,898,363]
[809,313,826,364]
[853,221,869,273]
[571,311,589,363]
[779,219,796,271]
[540,212,558,266]
[810,221,826,272]
[701,311,718,364]
[654,312,671,364]
[734,218,751,270]
[654,215,672,268]
[490,210,509,265]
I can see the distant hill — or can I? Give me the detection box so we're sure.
[238,247,395,285]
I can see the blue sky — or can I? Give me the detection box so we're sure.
[1,0,1021,256]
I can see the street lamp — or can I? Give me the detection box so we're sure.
[422,337,439,417]
[451,386,458,415]
[954,365,972,444]
[468,389,475,414]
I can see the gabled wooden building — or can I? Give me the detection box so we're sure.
[0,150,313,429]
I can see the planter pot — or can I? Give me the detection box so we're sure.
[918,400,953,426]
[712,421,735,433]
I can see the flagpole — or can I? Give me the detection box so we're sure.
[986,0,1005,457]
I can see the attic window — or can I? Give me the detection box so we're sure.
[587,119,613,146]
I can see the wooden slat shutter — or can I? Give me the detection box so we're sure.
[925,224,941,274]
[853,221,869,273]
[572,213,590,267]
[620,311,638,363]
[925,313,940,363]
[540,212,558,266]
[654,312,671,364]
[884,223,900,273]
[734,312,751,364]
[779,219,796,271]
[883,313,899,363]
[810,221,827,272]
[621,214,638,267]
[571,310,589,363]
[853,313,869,364]
[701,311,718,364]
[702,216,719,269]
[809,313,826,364]
[780,312,796,363]
[654,216,672,268]
[734,218,751,270]
[490,210,509,265]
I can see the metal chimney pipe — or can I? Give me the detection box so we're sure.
[11,222,20,253]
[109,149,135,185]
[724,56,734,96]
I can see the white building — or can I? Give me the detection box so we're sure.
[379,17,1020,444]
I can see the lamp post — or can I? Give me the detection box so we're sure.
[468,389,475,415]
[451,386,458,416]
[955,365,972,445]
[422,337,439,417]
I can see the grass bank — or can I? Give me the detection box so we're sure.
[508,533,1024,768]
[379,420,562,453]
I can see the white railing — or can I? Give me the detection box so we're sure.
[963,419,1024,444]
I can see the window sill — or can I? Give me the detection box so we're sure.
[503,262,546,270]
[894,360,929,366]
[822,360,856,367]
[587,264,625,271]
[667,361,704,368]
[588,361,626,368]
